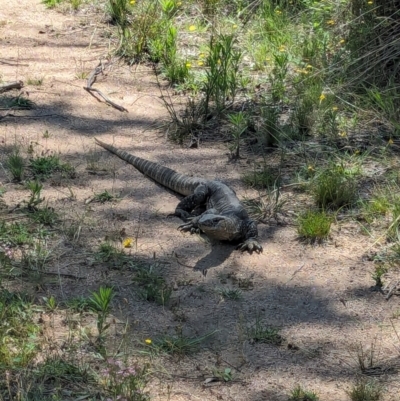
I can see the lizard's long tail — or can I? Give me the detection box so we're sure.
[95,138,204,196]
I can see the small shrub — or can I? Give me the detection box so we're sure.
[347,379,383,401]
[289,385,319,401]
[297,210,332,242]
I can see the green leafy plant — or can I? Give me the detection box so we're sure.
[203,34,242,114]
[227,111,247,159]
[25,181,45,210]
[43,295,57,311]
[212,367,233,382]
[89,286,115,339]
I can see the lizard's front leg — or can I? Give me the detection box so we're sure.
[177,216,201,234]
[237,220,263,253]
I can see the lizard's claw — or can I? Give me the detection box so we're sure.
[178,219,201,235]
[236,239,263,254]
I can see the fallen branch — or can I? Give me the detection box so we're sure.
[0,80,23,93]
[84,59,128,112]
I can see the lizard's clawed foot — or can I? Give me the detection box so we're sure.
[236,239,263,254]
[178,219,200,234]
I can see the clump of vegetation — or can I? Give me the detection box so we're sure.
[132,265,172,305]
[93,190,116,203]
[217,287,242,301]
[29,154,75,180]
[242,166,280,189]
[0,289,40,368]
[311,166,358,210]
[371,265,387,288]
[148,329,216,356]
[297,210,332,243]
[289,385,319,401]
[6,149,25,181]
[248,314,283,345]
[95,242,129,269]
[347,379,383,401]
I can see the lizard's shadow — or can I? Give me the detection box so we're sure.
[192,241,235,275]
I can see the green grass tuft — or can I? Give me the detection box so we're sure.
[297,210,332,243]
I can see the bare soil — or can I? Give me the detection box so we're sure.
[1,1,400,400]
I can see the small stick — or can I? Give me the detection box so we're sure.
[84,60,128,112]
[0,80,23,93]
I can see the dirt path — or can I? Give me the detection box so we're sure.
[1,1,400,400]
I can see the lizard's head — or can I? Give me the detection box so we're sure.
[197,215,241,241]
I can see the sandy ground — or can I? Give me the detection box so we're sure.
[1,1,400,400]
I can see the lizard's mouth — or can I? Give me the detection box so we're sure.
[198,216,241,241]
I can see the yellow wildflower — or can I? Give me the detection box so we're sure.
[332,106,338,111]
[306,64,313,70]
[275,10,282,15]
[354,149,360,155]
[123,238,134,248]
[266,57,271,62]
[199,53,205,59]
[278,45,286,52]
[388,138,394,145]
[130,0,135,4]
[197,60,204,66]
[319,93,326,101]
[339,39,345,44]
[232,24,238,29]
[307,165,314,171]
[185,62,192,68]
[145,339,152,345]
[177,1,182,5]
[189,25,196,32]
[327,20,335,25]
[339,132,347,137]
[367,1,373,4]
[217,59,221,65]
